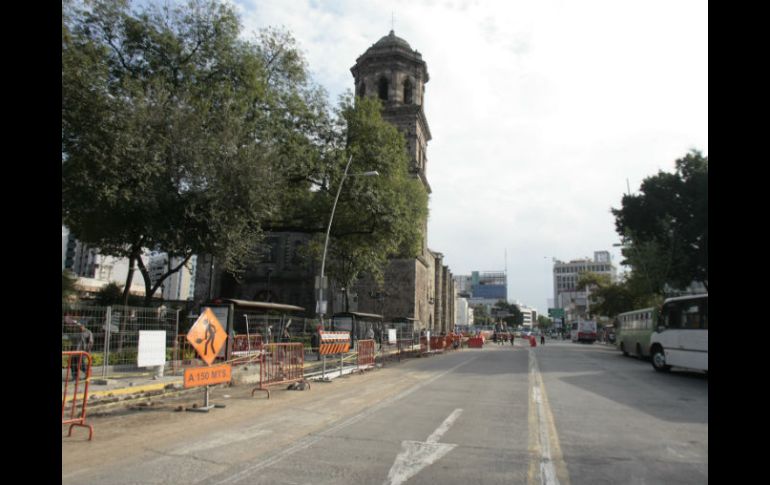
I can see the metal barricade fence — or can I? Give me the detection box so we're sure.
[170,334,206,375]
[252,343,308,399]
[230,335,263,366]
[399,338,418,358]
[63,304,179,378]
[357,339,375,370]
[62,351,93,441]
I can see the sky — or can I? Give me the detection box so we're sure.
[233,0,708,315]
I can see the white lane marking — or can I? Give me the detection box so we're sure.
[384,409,463,485]
[426,408,463,443]
[213,357,477,485]
[529,350,562,485]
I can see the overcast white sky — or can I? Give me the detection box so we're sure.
[234,0,708,314]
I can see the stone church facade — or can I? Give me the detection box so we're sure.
[349,31,454,335]
[194,31,455,334]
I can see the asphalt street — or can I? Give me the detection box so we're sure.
[62,340,708,485]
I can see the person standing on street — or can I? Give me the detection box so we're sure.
[72,322,93,379]
[311,326,321,360]
[540,333,545,345]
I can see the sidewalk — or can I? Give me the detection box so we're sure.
[62,343,440,411]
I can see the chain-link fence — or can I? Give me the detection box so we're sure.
[62,303,179,378]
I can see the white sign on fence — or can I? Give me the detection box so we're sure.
[388,329,397,344]
[137,330,167,367]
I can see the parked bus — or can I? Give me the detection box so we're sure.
[616,307,657,359]
[570,320,597,343]
[649,294,708,373]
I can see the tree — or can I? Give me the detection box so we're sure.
[577,272,661,319]
[537,315,552,330]
[612,150,708,293]
[304,95,429,309]
[493,300,523,327]
[62,270,78,304]
[470,304,491,326]
[62,1,331,304]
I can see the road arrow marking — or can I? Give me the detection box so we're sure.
[384,408,462,485]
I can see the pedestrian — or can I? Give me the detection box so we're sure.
[71,322,93,380]
[265,325,272,344]
[281,326,291,343]
[540,333,545,345]
[311,326,321,360]
[365,325,374,340]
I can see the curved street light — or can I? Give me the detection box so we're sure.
[316,154,379,328]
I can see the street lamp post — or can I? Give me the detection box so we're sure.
[316,154,379,328]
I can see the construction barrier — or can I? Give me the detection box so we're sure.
[468,337,485,348]
[398,338,419,358]
[62,351,93,441]
[430,336,446,352]
[230,335,264,365]
[252,343,309,399]
[319,330,351,355]
[357,339,376,371]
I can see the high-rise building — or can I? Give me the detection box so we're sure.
[454,270,508,315]
[552,251,617,320]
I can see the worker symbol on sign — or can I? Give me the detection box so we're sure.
[186,308,227,366]
[196,318,217,356]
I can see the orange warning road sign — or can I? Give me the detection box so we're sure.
[186,308,227,366]
[184,364,232,388]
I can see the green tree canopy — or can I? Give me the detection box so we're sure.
[314,95,429,304]
[62,270,78,304]
[577,272,661,319]
[612,150,708,293]
[62,0,331,304]
[493,300,523,327]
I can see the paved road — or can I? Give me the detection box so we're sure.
[62,340,707,484]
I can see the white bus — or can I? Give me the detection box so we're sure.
[649,294,708,373]
[570,320,597,343]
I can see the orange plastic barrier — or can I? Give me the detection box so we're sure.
[430,336,445,352]
[252,343,309,399]
[62,351,93,440]
[468,337,485,348]
[357,339,376,370]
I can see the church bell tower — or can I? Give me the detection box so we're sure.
[350,30,432,193]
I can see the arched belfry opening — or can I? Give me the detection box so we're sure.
[403,78,413,104]
[378,77,389,101]
[358,82,366,97]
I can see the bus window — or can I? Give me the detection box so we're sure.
[682,304,700,329]
[662,303,681,328]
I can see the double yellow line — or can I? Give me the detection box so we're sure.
[527,349,570,485]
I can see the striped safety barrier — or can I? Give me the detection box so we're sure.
[319,330,351,355]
